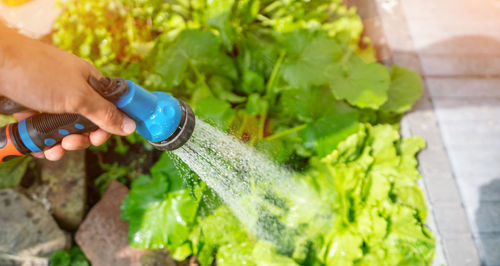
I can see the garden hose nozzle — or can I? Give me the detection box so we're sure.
[0,77,195,162]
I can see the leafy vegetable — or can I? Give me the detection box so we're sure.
[281,30,342,90]
[381,65,423,113]
[328,55,390,109]
[121,154,199,249]
[0,115,31,189]
[121,125,434,265]
[311,125,434,265]
[0,156,31,189]
[50,246,90,266]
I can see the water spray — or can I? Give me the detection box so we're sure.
[0,76,195,162]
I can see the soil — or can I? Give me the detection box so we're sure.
[85,136,163,207]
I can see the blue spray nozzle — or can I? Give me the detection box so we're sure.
[92,77,195,150]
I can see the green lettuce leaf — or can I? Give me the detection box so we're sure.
[0,156,31,189]
[315,125,434,265]
[328,55,390,109]
[194,96,236,131]
[281,30,342,89]
[121,156,199,250]
[300,102,361,157]
[381,65,423,113]
[207,0,236,49]
[154,29,237,87]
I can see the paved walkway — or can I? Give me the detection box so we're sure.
[401,1,500,265]
[377,0,500,265]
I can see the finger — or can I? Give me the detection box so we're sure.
[44,145,65,161]
[77,87,136,136]
[61,134,90,150]
[81,59,102,80]
[89,129,111,146]
[88,66,102,80]
[13,110,39,121]
[32,152,44,159]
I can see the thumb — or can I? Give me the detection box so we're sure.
[78,88,136,136]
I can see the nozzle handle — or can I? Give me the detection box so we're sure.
[21,113,98,151]
[0,76,122,162]
[0,113,97,162]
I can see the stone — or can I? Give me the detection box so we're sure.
[443,235,481,266]
[76,181,147,266]
[40,150,87,231]
[0,189,69,265]
[0,254,50,266]
[419,54,500,77]
[427,77,500,98]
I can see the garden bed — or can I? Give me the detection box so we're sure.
[0,0,443,265]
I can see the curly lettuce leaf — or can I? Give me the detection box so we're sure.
[315,125,434,266]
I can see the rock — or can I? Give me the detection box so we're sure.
[0,253,50,266]
[40,150,87,231]
[76,181,147,266]
[0,189,69,265]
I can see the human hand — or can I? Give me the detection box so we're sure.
[0,25,136,160]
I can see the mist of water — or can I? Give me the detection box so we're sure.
[171,119,331,254]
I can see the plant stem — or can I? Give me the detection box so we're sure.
[257,114,266,140]
[265,50,286,99]
[236,114,249,138]
[264,124,307,142]
[188,60,204,82]
[255,50,287,142]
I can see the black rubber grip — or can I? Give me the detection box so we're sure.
[24,113,98,150]
[0,97,29,114]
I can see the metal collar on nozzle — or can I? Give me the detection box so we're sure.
[150,100,195,151]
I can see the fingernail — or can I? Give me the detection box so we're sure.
[32,152,45,159]
[121,116,136,134]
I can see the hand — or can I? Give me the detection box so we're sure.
[0,25,136,161]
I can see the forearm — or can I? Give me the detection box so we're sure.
[0,22,19,82]
[0,22,34,96]
[0,21,8,74]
